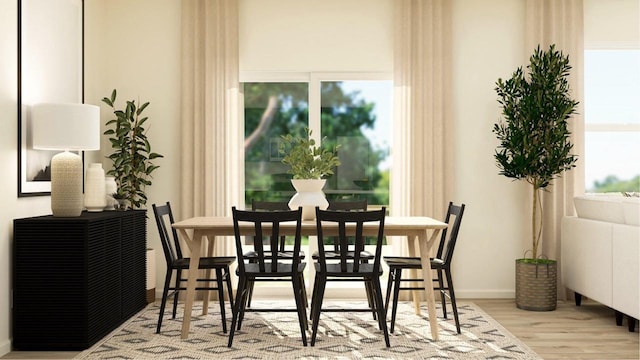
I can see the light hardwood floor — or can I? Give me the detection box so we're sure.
[2,299,638,359]
[474,298,639,360]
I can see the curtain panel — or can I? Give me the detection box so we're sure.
[180,0,240,257]
[391,0,454,259]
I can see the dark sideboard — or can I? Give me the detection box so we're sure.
[12,210,147,350]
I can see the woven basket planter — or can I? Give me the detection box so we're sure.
[515,259,557,311]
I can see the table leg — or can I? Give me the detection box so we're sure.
[406,236,422,314]
[201,237,215,315]
[418,229,441,341]
[179,228,203,339]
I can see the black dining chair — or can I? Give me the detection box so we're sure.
[244,200,307,308]
[383,202,466,334]
[309,199,378,318]
[228,206,308,347]
[310,206,390,347]
[152,202,236,334]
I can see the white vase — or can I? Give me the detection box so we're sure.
[104,176,118,211]
[84,163,106,212]
[288,179,329,220]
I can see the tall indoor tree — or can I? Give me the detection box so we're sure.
[493,44,579,310]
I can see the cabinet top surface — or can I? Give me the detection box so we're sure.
[14,210,147,223]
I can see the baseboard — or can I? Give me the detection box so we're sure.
[150,288,516,302]
[0,338,11,357]
[456,289,515,299]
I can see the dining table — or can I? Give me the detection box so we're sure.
[172,215,448,340]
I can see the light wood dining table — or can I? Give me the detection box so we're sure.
[172,215,448,340]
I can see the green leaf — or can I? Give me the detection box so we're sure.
[101,89,162,209]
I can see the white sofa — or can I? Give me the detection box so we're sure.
[561,195,640,331]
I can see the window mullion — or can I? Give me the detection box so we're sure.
[308,75,322,144]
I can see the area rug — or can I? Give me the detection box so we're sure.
[76,301,541,360]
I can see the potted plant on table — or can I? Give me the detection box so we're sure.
[279,128,341,220]
[493,44,579,311]
[102,89,163,209]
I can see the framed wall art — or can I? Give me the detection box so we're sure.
[18,0,84,196]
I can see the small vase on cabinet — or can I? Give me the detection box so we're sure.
[104,176,118,211]
[288,179,329,220]
[84,163,106,212]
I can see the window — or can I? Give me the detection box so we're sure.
[242,74,392,208]
[584,49,640,192]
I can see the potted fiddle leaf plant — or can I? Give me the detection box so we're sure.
[493,44,579,311]
[102,89,163,209]
[279,128,340,220]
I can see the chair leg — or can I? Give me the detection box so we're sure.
[364,280,377,320]
[390,268,402,334]
[362,259,377,320]
[246,280,255,308]
[444,268,461,334]
[228,277,247,347]
[437,268,447,319]
[172,269,182,318]
[299,273,309,308]
[372,276,391,347]
[310,276,327,346]
[237,277,252,330]
[215,268,228,333]
[156,270,173,334]
[224,267,234,315]
[384,267,394,317]
[310,272,320,320]
[292,273,308,346]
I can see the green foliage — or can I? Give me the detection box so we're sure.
[591,175,640,193]
[102,89,163,209]
[493,44,579,260]
[494,44,578,190]
[279,128,341,179]
[517,258,557,265]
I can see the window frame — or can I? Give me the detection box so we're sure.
[583,45,640,192]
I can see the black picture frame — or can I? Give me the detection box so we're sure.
[17,0,84,197]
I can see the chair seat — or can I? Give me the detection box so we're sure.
[172,256,236,269]
[238,262,306,277]
[314,262,382,276]
[244,250,306,259]
[311,250,374,260]
[384,256,444,268]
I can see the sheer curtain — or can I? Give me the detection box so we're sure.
[525,0,585,299]
[391,0,453,258]
[180,0,241,257]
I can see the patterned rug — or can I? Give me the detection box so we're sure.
[76,300,541,359]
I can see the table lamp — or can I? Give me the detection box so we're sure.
[31,103,100,217]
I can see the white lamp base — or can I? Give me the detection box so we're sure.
[51,151,83,217]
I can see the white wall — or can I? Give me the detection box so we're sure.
[239,0,393,72]
[584,0,640,48]
[451,0,529,298]
[0,0,69,355]
[84,0,182,300]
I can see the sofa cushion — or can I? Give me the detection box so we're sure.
[574,195,625,224]
[622,197,640,226]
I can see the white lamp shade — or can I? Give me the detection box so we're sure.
[30,102,100,217]
[31,103,100,151]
